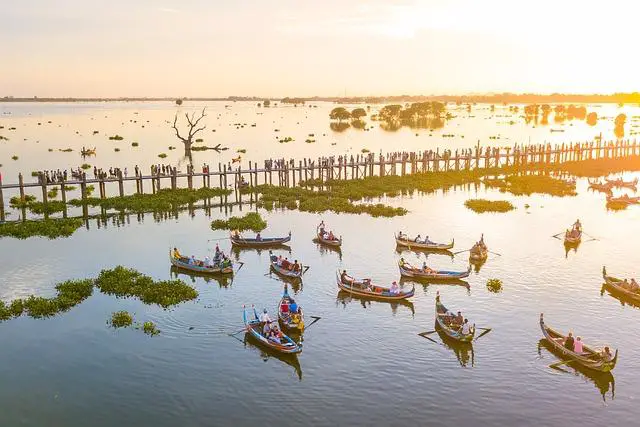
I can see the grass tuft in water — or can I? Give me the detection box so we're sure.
[464,199,515,213]
[142,321,160,336]
[486,278,503,293]
[0,218,84,239]
[109,311,133,328]
[95,266,198,308]
[211,212,267,232]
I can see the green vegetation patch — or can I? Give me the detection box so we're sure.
[108,135,124,140]
[483,174,576,197]
[211,212,267,232]
[464,199,515,213]
[487,278,503,293]
[142,321,160,336]
[95,266,198,308]
[69,187,231,213]
[109,311,133,328]
[0,218,84,239]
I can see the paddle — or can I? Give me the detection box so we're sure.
[488,250,502,257]
[417,331,439,343]
[452,248,471,255]
[549,359,573,369]
[208,237,229,242]
[474,327,492,341]
[235,261,245,273]
[583,232,599,241]
[304,315,322,330]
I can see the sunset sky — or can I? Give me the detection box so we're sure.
[4,0,639,98]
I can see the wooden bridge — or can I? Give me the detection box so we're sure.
[1,139,639,222]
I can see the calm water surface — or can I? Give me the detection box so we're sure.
[1,104,640,426]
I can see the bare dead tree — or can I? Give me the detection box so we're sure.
[172,108,207,154]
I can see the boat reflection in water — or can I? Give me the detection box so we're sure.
[170,266,232,288]
[313,240,342,260]
[394,246,454,260]
[537,339,615,402]
[243,335,303,381]
[231,244,291,259]
[436,322,475,368]
[336,291,415,317]
[564,241,580,258]
[400,278,470,295]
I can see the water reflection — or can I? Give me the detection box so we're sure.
[313,241,342,260]
[400,277,470,294]
[537,339,615,402]
[243,335,303,381]
[600,284,640,309]
[394,246,454,260]
[231,244,291,259]
[336,291,415,317]
[436,323,475,368]
[564,241,580,258]
[170,266,232,288]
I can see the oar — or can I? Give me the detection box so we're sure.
[235,261,245,273]
[303,266,311,274]
[488,250,502,257]
[474,327,492,341]
[582,232,599,241]
[452,248,471,255]
[304,315,322,330]
[551,232,564,239]
[208,237,229,242]
[549,359,573,369]
[418,331,438,343]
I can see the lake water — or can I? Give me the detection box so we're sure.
[1,102,639,427]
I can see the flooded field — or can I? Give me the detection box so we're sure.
[1,102,640,427]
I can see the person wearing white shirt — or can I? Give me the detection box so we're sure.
[260,309,272,324]
[461,319,472,335]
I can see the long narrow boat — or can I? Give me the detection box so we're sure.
[269,251,307,279]
[588,179,613,193]
[395,233,454,251]
[316,232,342,247]
[169,249,233,274]
[602,266,640,304]
[539,313,617,372]
[243,306,302,354]
[564,228,582,245]
[605,177,638,189]
[398,259,471,280]
[435,293,475,342]
[606,195,640,206]
[277,285,305,332]
[336,271,414,301]
[230,231,291,247]
[469,244,488,263]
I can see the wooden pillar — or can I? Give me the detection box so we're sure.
[99,177,105,199]
[80,173,87,200]
[118,171,124,197]
[172,168,177,190]
[18,173,25,201]
[188,165,193,190]
[41,180,49,214]
[0,173,5,222]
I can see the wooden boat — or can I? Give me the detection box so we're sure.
[436,322,475,368]
[435,293,475,342]
[469,243,488,263]
[395,233,454,251]
[602,266,640,304]
[277,285,304,331]
[269,251,307,279]
[336,271,414,301]
[316,232,342,247]
[169,249,233,274]
[398,259,471,280]
[588,179,613,193]
[606,194,640,205]
[243,306,302,354]
[539,313,617,372]
[230,231,291,247]
[564,228,582,244]
[605,177,638,189]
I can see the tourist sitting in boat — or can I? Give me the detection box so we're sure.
[328,231,335,240]
[341,270,349,283]
[291,260,300,272]
[421,262,435,273]
[601,346,613,362]
[189,256,196,265]
[414,234,422,242]
[398,231,406,240]
[269,326,282,344]
[280,300,289,313]
[574,336,584,354]
[630,278,640,292]
[389,281,400,294]
[270,253,278,263]
[263,321,272,335]
[233,230,240,238]
[215,244,221,255]
[255,232,262,241]
[573,219,581,231]
[461,319,472,335]
[277,255,283,266]
[204,256,212,267]
[455,311,464,326]
[281,258,291,269]
[290,300,298,314]
[260,308,272,324]
[423,235,432,244]
[564,332,575,350]
[173,247,182,259]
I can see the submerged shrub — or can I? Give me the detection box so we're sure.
[142,321,160,336]
[464,199,515,213]
[109,311,133,328]
[0,218,84,239]
[211,212,267,232]
[487,278,503,293]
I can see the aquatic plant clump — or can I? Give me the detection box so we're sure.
[69,187,231,213]
[109,311,133,328]
[483,174,576,197]
[95,266,198,308]
[142,321,160,336]
[486,278,503,293]
[211,212,267,232]
[464,199,515,213]
[0,218,84,239]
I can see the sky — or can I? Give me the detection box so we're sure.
[3,0,639,98]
